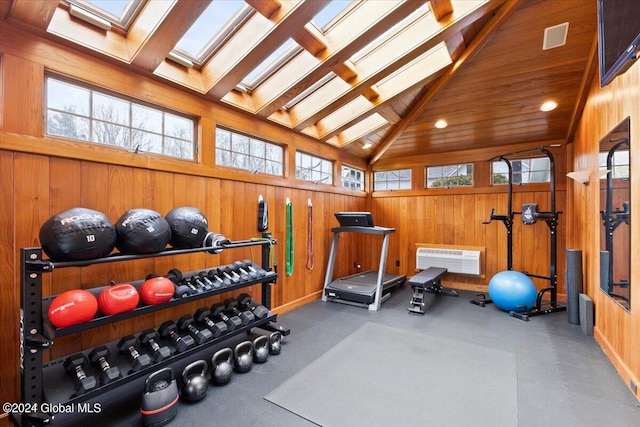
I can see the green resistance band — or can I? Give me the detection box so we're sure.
[286,198,294,276]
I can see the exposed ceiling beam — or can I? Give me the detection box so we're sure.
[566,32,598,143]
[429,0,454,21]
[314,43,452,140]
[203,0,329,99]
[128,0,211,70]
[7,0,58,30]
[369,0,522,165]
[287,0,498,131]
[250,0,428,118]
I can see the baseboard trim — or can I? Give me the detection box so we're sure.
[594,327,640,403]
[272,291,323,315]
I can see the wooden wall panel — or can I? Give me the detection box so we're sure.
[571,60,639,400]
[371,187,567,294]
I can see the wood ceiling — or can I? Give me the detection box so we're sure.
[3,0,598,165]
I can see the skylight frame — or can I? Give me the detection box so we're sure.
[66,0,144,31]
[173,2,253,67]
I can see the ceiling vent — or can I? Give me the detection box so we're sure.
[543,22,569,50]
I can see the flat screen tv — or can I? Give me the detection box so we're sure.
[598,0,640,87]
[335,212,375,227]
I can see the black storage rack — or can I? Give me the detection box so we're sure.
[14,233,284,426]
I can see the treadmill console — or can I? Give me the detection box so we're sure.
[335,212,375,227]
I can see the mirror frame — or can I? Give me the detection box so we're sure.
[599,116,631,311]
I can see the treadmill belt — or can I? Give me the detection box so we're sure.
[324,270,406,304]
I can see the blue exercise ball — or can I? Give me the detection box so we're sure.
[488,270,537,312]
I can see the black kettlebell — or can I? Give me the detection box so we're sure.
[234,340,254,373]
[181,360,208,402]
[211,348,233,385]
[269,331,282,355]
[253,335,269,363]
[141,367,179,427]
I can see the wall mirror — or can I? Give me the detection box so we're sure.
[599,116,630,311]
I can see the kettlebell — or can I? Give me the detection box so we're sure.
[253,335,269,363]
[181,360,209,402]
[211,348,233,385]
[140,367,179,427]
[269,331,282,355]
[234,340,254,373]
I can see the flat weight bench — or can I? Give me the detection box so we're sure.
[408,267,458,315]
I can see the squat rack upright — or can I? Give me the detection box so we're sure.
[478,146,566,321]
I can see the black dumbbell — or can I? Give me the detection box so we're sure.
[63,353,97,395]
[218,266,241,284]
[224,297,254,325]
[177,315,213,345]
[231,261,251,281]
[196,272,215,290]
[237,293,270,320]
[194,307,228,338]
[211,303,242,331]
[139,329,172,363]
[117,335,152,372]
[159,320,195,353]
[207,269,228,287]
[88,346,121,385]
[242,260,267,278]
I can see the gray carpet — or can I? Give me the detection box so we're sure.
[265,322,518,427]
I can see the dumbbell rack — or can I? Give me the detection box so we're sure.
[14,235,282,426]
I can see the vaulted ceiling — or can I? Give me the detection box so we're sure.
[3,0,597,164]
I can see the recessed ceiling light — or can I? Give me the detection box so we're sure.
[362,142,373,149]
[540,101,557,112]
[435,119,448,129]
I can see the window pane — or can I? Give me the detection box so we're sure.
[165,113,193,141]
[47,111,90,140]
[92,121,129,147]
[266,144,282,161]
[233,134,249,154]
[250,139,265,157]
[47,79,90,116]
[132,104,163,133]
[216,129,231,150]
[133,130,162,153]
[166,137,193,159]
[232,152,248,169]
[216,149,231,166]
[93,93,130,125]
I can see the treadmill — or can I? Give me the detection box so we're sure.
[322,212,406,311]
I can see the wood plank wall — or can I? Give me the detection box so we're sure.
[370,184,568,295]
[570,60,639,400]
[0,24,367,409]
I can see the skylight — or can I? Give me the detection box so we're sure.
[174,0,248,61]
[242,39,299,90]
[69,0,141,28]
[312,0,355,31]
[84,0,130,19]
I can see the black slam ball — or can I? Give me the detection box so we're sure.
[115,208,172,254]
[39,207,117,261]
[165,207,209,248]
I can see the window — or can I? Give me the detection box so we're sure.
[342,165,364,190]
[295,152,333,185]
[45,76,196,160]
[599,150,629,179]
[215,128,283,176]
[373,169,411,191]
[427,163,473,188]
[492,157,550,185]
